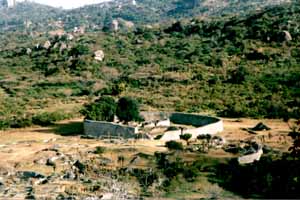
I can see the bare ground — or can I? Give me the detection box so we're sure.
[0,117,292,199]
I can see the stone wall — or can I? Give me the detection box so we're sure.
[161,113,223,141]
[84,112,223,141]
[169,112,219,127]
[238,147,263,164]
[140,112,170,122]
[84,120,138,139]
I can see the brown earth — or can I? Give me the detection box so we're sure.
[0,117,292,199]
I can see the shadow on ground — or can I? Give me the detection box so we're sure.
[53,121,84,136]
[34,121,84,136]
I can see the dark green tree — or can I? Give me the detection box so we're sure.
[81,96,116,122]
[69,44,90,57]
[165,140,183,151]
[116,96,140,123]
[102,12,113,32]
[288,120,300,158]
[180,133,192,145]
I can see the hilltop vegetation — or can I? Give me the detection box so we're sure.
[0,1,300,129]
[0,0,292,32]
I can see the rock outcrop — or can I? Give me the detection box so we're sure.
[94,50,105,61]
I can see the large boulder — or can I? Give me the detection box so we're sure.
[43,41,51,49]
[111,19,119,32]
[283,30,292,41]
[94,50,105,61]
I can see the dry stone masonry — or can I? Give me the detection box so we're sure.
[84,112,223,141]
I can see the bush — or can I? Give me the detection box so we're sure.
[154,134,163,140]
[116,96,141,123]
[10,116,33,128]
[180,133,192,144]
[32,111,71,126]
[165,140,184,150]
[94,146,106,154]
[0,119,10,130]
[183,166,199,182]
[81,96,116,122]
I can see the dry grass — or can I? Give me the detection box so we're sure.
[0,117,292,199]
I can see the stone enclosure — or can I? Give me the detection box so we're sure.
[84,112,223,141]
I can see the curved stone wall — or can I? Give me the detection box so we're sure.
[140,111,170,122]
[83,112,223,141]
[83,120,138,139]
[160,113,223,141]
[169,112,220,127]
[238,147,263,164]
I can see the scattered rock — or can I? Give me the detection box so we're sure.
[43,40,51,49]
[85,197,101,200]
[42,148,59,152]
[211,136,226,148]
[26,48,32,55]
[283,30,292,41]
[111,19,119,31]
[100,193,113,200]
[46,158,57,167]
[94,50,105,61]
[99,157,112,166]
[18,171,45,180]
[81,135,96,139]
[34,177,49,185]
[67,34,74,40]
[62,171,76,180]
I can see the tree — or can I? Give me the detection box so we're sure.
[180,133,192,145]
[69,44,90,57]
[197,134,212,152]
[81,96,116,122]
[165,140,183,151]
[102,12,113,32]
[116,96,141,123]
[288,120,300,158]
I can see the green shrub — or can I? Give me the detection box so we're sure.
[81,96,116,122]
[116,96,141,123]
[130,169,158,191]
[165,140,184,150]
[32,111,71,126]
[94,146,106,154]
[154,134,163,140]
[180,133,192,144]
[0,119,10,130]
[10,116,33,128]
[183,166,199,182]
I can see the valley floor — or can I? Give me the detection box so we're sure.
[0,118,291,199]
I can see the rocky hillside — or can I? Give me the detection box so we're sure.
[0,1,299,129]
[0,0,293,32]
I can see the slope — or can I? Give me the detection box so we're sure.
[0,2,299,129]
